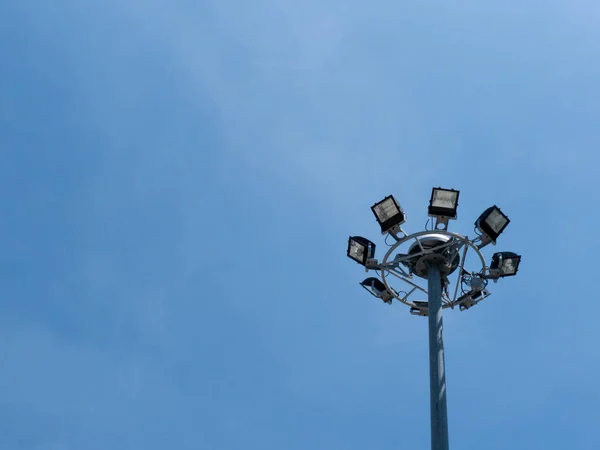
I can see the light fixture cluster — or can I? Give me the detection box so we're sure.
[346,187,522,309]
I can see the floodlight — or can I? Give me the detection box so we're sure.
[490,252,521,277]
[476,206,510,244]
[360,277,394,304]
[410,301,429,316]
[347,236,376,266]
[457,289,483,311]
[371,195,406,233]
[428,187,460,219]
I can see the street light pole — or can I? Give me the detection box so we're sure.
[347,189,521,449]
[427,263,449,450]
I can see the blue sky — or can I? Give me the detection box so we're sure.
[1,1,599,449]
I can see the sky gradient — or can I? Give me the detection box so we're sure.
[1,1,600,449]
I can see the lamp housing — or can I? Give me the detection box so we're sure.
[476,206,510,244]
[490,252,521,277]
[428,187,460,219]
[371,195,406,233]
[410,300,429,316]
[347,236,376,266]
[360,277,394,304]
[457,289,488,311]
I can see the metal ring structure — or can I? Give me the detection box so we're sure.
[379,230,488,311]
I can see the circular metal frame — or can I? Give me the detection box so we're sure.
[379,230,488,310]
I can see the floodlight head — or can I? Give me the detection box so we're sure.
[360,277,394,304]
[428,187,460,219]
[457,289,486,311]
[490,252,521,277]
[410,301,429,316]
[371,195,406,233]
[347,236,376,266]
[476,206,510,244]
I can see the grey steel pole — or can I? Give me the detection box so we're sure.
[427,262,449,450]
